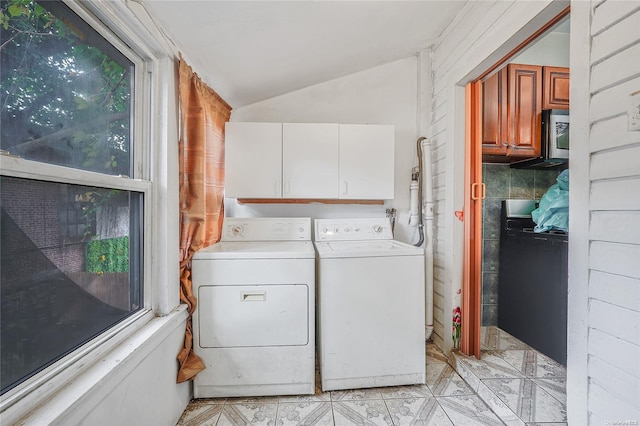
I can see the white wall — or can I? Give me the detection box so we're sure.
[229,55,427,245]
[568,2,640,424]
[511,31,570,67]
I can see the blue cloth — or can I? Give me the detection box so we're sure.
[531,169,569,233]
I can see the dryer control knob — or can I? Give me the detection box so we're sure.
[231,225,244,236]
[373,225,383,233]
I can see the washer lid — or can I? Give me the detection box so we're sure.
[194,241,316,260]
[314,240,423,258]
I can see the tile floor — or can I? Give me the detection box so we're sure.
[177,327,566,426]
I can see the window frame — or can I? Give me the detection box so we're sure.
[0,0,164,413]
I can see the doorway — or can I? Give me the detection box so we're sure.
[462,8,571,359]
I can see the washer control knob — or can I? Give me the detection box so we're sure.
[373,225,383,233]
[344,227,350,233]
[333,227,339,234]
[231,225,244,236]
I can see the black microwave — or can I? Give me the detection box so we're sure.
[511,109,569,169]
[542,109,569,160]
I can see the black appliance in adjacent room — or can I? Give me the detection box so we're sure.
[497,200,568,366]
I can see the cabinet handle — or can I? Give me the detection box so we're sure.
[342,181,348,195]
[471,183,486,201]
[502,141,509,147]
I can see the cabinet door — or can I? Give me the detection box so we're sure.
[282,123,339,198]
[225,122,282,198]
[338,124,394,200]
[543,66,570,110]
[507,64,542,157]
[481,68,508,155]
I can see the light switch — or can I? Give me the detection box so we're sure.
[628,90,640,132]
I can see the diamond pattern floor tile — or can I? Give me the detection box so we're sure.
[177,327,567,426]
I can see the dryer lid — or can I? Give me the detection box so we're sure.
[194,241,316,260]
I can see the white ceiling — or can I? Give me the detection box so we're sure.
[140,1,468,108]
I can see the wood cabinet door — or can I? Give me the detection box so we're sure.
[338,124,394,199]
[481,68,508,155]
[225,122,283,198]
[282,123,339,198]
[507,64,542,157]
[543,66,570,110]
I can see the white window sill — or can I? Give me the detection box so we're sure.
[1,304,188,425]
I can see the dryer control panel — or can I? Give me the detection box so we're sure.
[314,218,393,242]
[221,217,311,241]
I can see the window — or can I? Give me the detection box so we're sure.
[0,0,147,395]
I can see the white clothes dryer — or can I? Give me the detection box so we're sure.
[314,218,425,391]
[192,217,315,398]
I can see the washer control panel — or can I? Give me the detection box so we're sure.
[221,217,311,241]
[314,218,393,242]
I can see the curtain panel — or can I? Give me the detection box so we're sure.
[177,58,231,383]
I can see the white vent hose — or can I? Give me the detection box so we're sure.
[420,138,434,341]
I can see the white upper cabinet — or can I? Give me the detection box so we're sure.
[225,122,395,200]
[225,122,282,198]
[339,124,395,200]
[282,123,339,198]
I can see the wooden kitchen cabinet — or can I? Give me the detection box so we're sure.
[480,68,508,156]
[543,66,570,110]
[480,63,546,159]
[507,64,543,158]
[225,122,395,200]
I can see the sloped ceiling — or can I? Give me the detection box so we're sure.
[140,1,468,108]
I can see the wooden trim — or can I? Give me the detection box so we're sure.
[236,198,385,205]
[461,83,482,358]
[475,6,570,82]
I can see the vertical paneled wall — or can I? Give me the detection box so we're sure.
[571,1,640,423]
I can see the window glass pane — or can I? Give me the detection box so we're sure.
[0,176,143,393]
[0,0,133,176]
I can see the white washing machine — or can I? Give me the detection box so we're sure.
[314,218,425,391]
[191,217,315,398]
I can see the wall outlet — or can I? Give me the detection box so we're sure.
[628,90,640,132]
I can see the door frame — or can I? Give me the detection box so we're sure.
[460,7,571,358]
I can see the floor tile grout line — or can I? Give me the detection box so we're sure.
[526,377,569,409]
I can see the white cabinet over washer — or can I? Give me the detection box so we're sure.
[283,123,339,198]
[225,122,394,200]
[339,124,395,200]
[225,122,282,198]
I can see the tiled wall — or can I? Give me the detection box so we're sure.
[481,163,560,325]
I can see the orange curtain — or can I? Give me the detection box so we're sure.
[177,58,231,383]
